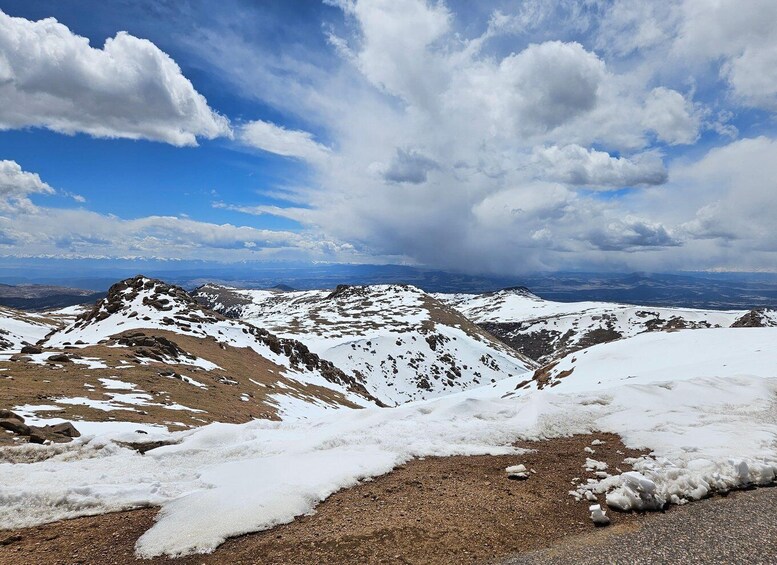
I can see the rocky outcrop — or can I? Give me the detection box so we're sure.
[731,308,777,328]
[113,332,195,363]
[0,410,80,444]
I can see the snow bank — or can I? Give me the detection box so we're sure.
[1,328,776,557]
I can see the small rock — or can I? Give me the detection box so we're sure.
[505,464,530,480]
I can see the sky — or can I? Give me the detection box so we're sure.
[0,0,776,276]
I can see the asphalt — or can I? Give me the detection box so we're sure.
[503,486,777,565]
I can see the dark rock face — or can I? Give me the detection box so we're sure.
[0,409,24,422]
[731,309,777,327]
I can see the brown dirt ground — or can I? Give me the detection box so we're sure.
[0,433,649,565]
[1,329,362,446]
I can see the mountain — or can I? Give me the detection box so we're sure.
[437,288,746,365]
[0,276,384,442]
[731,308,777,327]
[193,283,535,405]
[0,283,104,310]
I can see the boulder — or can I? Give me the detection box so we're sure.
[47,354,72,363]
[0,409,23,422]
[45,422,80,438]
[0,419,30,435]
[28,429,46,444]
[20,345,42,355]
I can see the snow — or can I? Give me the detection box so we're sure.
[163,373,208,390]
[71,357,109,369]
[3,327,777,558]
[437,288,746,363]
[505,464,530,479]
[0,306,58,352]
[437,288,744,326]
[589,503,610,525]
[42,278,375,412]
[98,378,135,390]
[522,327,777,393]
[199,284,533,405]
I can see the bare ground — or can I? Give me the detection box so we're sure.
[0,433,649,565]
[1,328,362,446]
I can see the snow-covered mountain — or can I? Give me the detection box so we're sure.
[194,283,535,405]
[731,308,777,327]
[437,287,748,364]
[0,276,385,433]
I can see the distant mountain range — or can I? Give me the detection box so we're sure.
[2,261,777,310]
[0,284,105,310]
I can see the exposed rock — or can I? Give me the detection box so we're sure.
[47,354,72,363]
[44,422,80,438]
[0,418,30,435]
[114,333,195,363]
[27,429,46,444]
[20,345,42,354]
[0,409,23,422]
[731,308,777,328]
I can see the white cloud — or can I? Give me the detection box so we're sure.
[239,120,330,163]
[10,0,777,273]
[0,162,358,262]
[531,145,667,188]
[0,10,231,146]
[0,160,54,213]
[641,87,700,145]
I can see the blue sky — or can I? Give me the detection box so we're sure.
[1,0,776,275]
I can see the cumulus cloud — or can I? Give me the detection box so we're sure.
[0,10,231,146]
[586,217,679,251]
[0,160,54,213]
[239,120,331,163]
[641,87,700,145]
[531,145,667,188]
[9,0,777,273]
[677,0,777,111]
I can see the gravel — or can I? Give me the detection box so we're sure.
[504,486,777,565]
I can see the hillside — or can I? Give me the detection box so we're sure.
[437,288,749,364]
[0,277,382,444]
[194,283,535,405]
[2,325,776,559]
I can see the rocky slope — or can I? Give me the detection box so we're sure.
[194,283,535,405]
[437,288,747,365]
[0,277,385,445]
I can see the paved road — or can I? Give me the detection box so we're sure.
[504,487,777,565]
